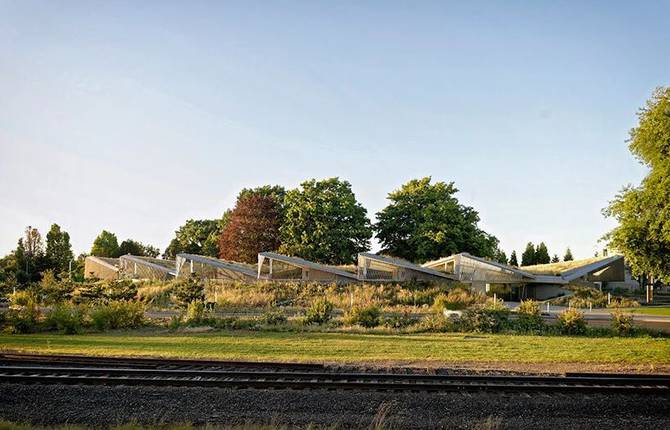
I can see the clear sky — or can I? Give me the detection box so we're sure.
[1,1,668,260]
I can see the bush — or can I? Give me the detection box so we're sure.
[260,309,288,325]
[433,287,485,311]
[90,301,144,330]
[557,308,587,335]
[104,279,138,301]
[173,278,205,307]
[611,311,634,336]
[464,307,509,333]
[414,314,455,333]
[44,304,86,334]
[184,300,206,325]
[304,298,334,325]
[346,305,382,328]
[515,300,545,333]
[384,311,418,329]
[39,270,75,304]
[5,291,40,333]
[608,297,640,308]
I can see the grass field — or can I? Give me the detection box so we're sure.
[1,330,669,369]
[631,307,670,316]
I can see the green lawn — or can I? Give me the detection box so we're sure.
[1,330,669,366]
[631,307,670,316]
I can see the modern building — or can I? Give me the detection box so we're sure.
[423,253,633,300]
[83,256,120,280]
[357,252,455,282]
[175,253,258,282]
[118,255,176,281]
[257,252,359,283]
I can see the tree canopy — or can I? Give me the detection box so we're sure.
[604,86,670,281]
[509,250,519,267]
[118,239,160,257]
[90,230,120,258]
[163,219,225,259]
[45,224,73,273]
[219,194,283,263]
[535,242,551,265]
[521,242,536,266]
[375,178,499,263]
[563,247,574,261]
[280,178,372,264]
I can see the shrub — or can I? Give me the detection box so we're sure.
[346,305,382,328]
[611,311,634,336]
[44,304,86,334]
[5,291,40,333]
[173,278,205,307]
[414,314,455,333]
[90,301,145,330]
[39,270,75,304]
[608,297,640,308]
[557,308,587,335]
[260,309,288,325]
[104,279,138,301]
[433,287,485,311]
[384,311,418,329]
[184,300,206,325]
[464,307,509,333]
[515,300,545,333]
[304,298,334,325]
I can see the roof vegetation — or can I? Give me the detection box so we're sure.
[521,256,610,276]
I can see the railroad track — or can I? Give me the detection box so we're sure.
[1,352,668,394]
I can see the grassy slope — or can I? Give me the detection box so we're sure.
[1,330,668,365]
[631,307,670,316]
[521,256,606,275]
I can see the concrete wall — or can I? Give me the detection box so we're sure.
[84,257,119,280]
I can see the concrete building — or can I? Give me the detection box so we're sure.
[83,256,120,280]
[257,252,358,283]
[176,253,257,282]
[357,253,455,282]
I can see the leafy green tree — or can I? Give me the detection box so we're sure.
[163,218,227,259]
[90,230,120,258]
[521,242,536,266]
[45,224,74,273]
[375,177,499,263]
[535,242,551,264]
[14,226,47,284]
[237,185,286,207]
[508,250,519,267]
[280,178,372,264]
[118,239,160,257]
[604,87,670,281]
[551,254,560,263]
[563,247,574,261]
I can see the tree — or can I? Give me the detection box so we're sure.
[535,242,551,265]
[45,224,74,273]
[118,239,160,257]
[374,177,499,263]
[163,218,226,259]
[551,254,560,263]
[509,250,519,267]
[280,178,372,264]
[521,242,536,266]
[563,247,574,262]
[604,87,670,281]
[17,226,46,283]
[219,194,283,263]
[91,230,120,258]
[494,248,508,265]
[236,185,286,207]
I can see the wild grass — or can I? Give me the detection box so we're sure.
[521,256,607,275]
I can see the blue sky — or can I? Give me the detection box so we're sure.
[1,1,668,260]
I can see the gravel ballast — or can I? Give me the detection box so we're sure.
[1,384,669,429]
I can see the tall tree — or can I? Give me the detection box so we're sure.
[45,224,74,273]
[219,194,283,263]
[535,242,551,264]
[163,218,227,259]
[236,185,286,208]
[604,87,670,282]
[280,178,372,264]
[508,250,519,267]
[521,242,536,266]
[375,177,499,263]
[551,254,560,263]
[118,239,160,257]
[563,247,574,262]
[14,226,46,284]
[494,248,508,265]
[91,230,120,258]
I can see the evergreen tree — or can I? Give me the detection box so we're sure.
[551,254,560,263]
[45,224,74,273]
[564,247,574,261]
[535,242,551,264]
[494,248,508,265]
[509,250,519,267]
[521,242,536,266]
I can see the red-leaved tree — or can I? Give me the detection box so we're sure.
[218,194,282,263]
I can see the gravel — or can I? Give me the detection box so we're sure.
[1,383,669,429]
